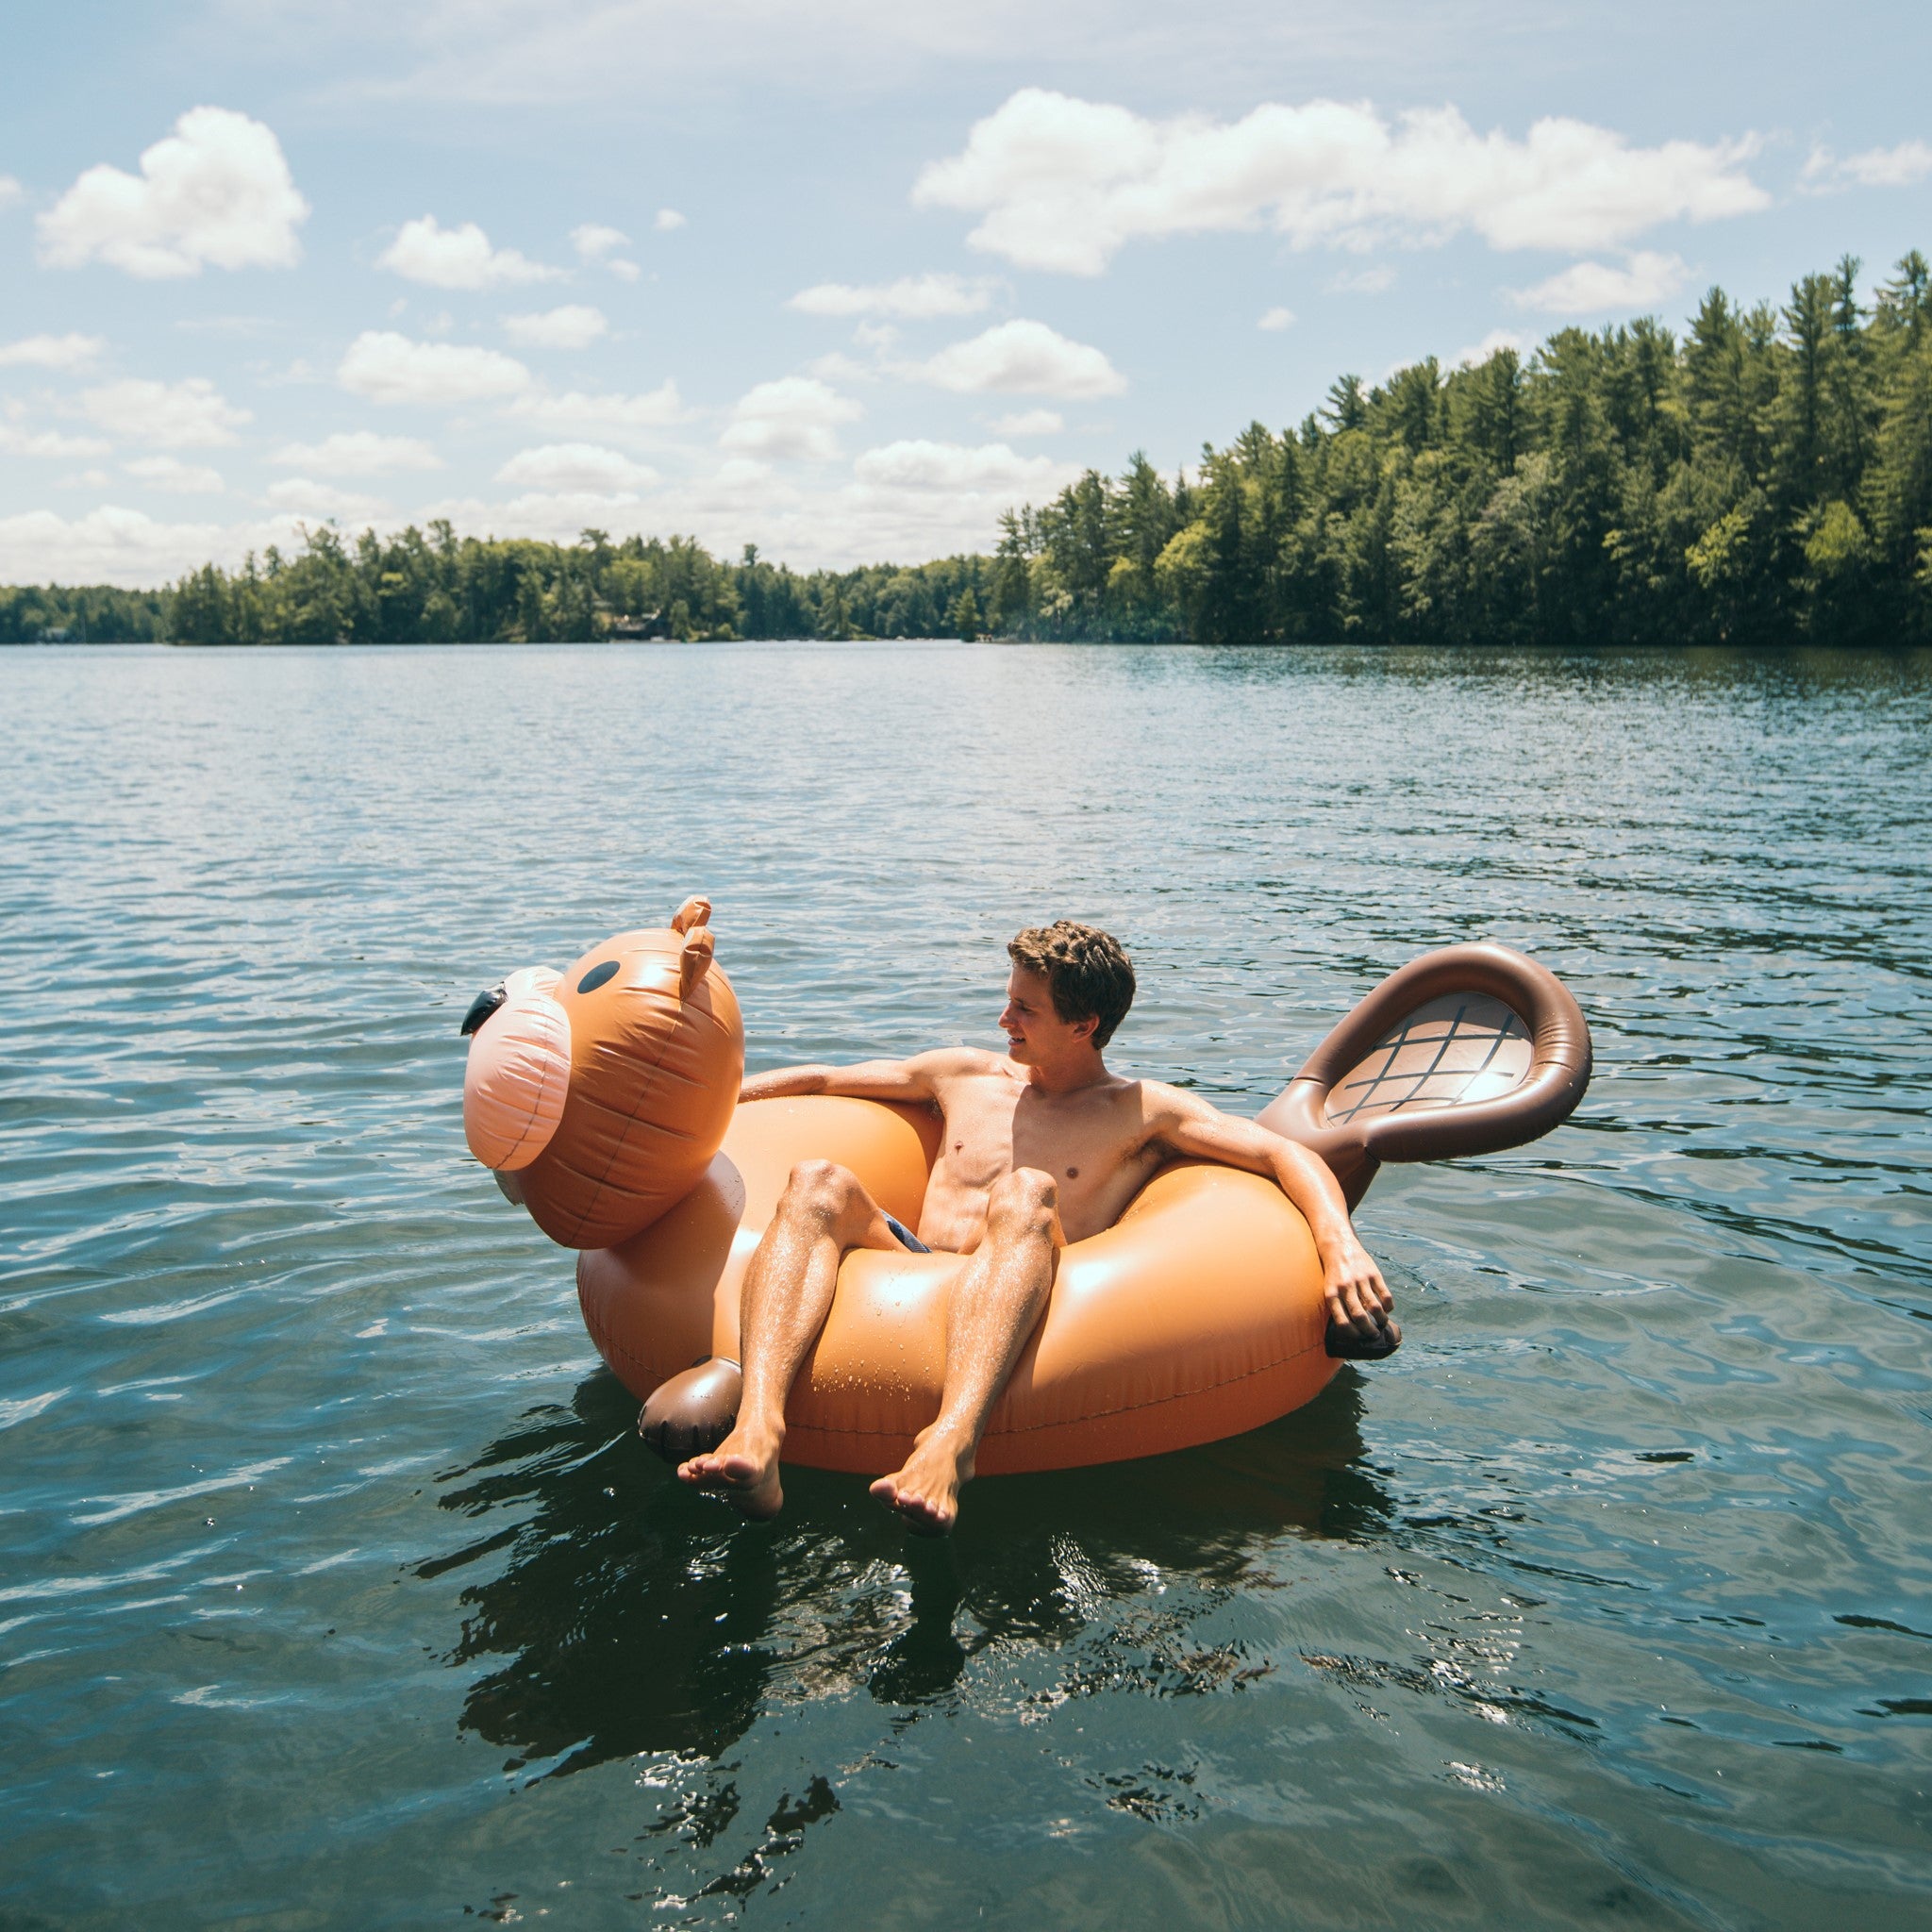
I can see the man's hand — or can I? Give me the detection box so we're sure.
[1322,1234,1394,1342]
[1147,1089,1403,1358]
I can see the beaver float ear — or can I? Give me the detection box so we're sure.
[670,894,711,935]
[678,924,715,999]
[461,966,572,1173]
[1257,943,1591,1208]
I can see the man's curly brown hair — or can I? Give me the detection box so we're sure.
[1007,922,1136,1049]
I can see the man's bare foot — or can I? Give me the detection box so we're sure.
[869,1428,974,1537]
[678,1425,783,1520]
[1325,1312,1402,1361]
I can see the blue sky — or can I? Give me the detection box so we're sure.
[3,0,1928,585]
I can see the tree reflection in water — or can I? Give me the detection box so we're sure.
[420,1368,1389,1783]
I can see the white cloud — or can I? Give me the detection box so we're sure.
[494,442,658,491]
[990,408,1063,437]
[568,223,641,277]
[1454,327,1529,369]
[571,223,629,259]
[503,489,651,528]
[721,376,862,461]
[0,505,312,588]
[504,381,684,436]
[0,332,107,371]
[410,487,655,541]
[338,330,532,405]
[1508,250,1687,315]
[1840,140,1932,187]
[38,107,308,278]
[1326,265,1396,294]
[655,208,687,231]
[124,456,225,493]
[1803,140,1932,192]
[377,215,560,289]
[270,430,442,475]
[1257,306,1296,330]
[852,440,1071,493]
[264,478,391,520]
[790,273,996,319]
[915,88,1768,275]
[0,425,112,458]
[654,438,1087,571]
[804,351,872,384]
[58,468,116,490]
[82,377,251,446]
[503,304,609,348]
[0,175,22,208]
[913,318,1125,397]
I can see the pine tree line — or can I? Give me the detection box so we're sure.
[994,252,1932,647]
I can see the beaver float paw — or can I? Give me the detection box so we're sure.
[1325,1316,1403,1361]
[638,1356,742,1464]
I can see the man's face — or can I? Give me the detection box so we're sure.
[999,966,1091,1063]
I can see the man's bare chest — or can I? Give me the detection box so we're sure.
[935,1079,1151,1192]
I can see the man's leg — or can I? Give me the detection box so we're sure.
[678,1159,898,1519]
[870,1167,1060,1537]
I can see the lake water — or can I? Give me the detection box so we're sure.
[4,641,1930,1930]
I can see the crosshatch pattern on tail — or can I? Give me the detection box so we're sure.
[1324,994,1533,1125]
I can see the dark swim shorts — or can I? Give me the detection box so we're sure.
[882,1213,930,1254]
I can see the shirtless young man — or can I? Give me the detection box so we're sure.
[674,922,1399,1535]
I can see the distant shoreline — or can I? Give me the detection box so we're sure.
[9,249,1928,652]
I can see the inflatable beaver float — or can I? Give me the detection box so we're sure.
[459,898,1591,1474]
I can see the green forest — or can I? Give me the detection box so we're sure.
[0,582,170,644]
[163,531,993,649]
[7,250,1929,648]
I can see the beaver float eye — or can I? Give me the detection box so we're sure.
[577,959,620,994]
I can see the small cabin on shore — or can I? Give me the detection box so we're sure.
[603,610,672,641]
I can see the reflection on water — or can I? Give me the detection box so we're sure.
[431,1372,1381,1781]
[4,642,1930,1928]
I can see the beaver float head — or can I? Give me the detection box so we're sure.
[458,895,743,1248]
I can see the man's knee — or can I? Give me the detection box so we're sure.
[987,1167,1058,1240]
[780,1158,861,1222]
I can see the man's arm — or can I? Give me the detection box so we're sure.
[740,1048,970,1107]
[1147,1090,1394,1340]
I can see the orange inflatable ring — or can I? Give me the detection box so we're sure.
[577,1095,1338,1475]
[462,908,1591,1478]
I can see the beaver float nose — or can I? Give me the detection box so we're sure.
[460,985,507,1037]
